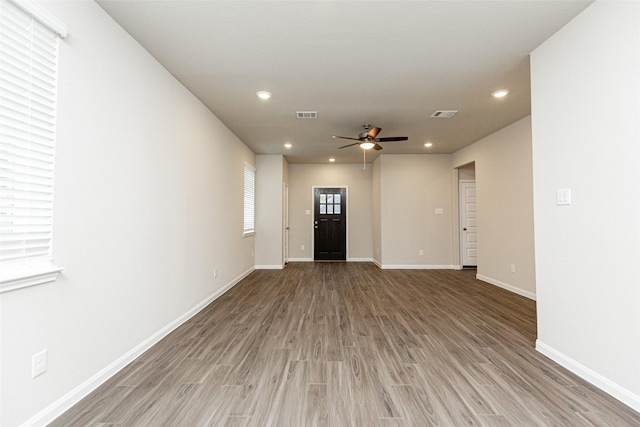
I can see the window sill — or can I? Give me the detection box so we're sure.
[0,267,64,294]
[243,231,256,237]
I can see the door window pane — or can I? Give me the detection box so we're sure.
[320,204,326,214]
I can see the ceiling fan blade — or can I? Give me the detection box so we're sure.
[376,136,408,142]
[332,135,362,141]
[338,142,360,149]
[367,127,381,139]
[373,144,383,151]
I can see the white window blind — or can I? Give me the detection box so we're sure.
[243,162,255,236]
[0,0,64,289]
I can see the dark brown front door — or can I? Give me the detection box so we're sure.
[314,188,346,261]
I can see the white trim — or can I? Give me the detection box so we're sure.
[287,258,313,262]
[243,162,256,236]
[536,340,640,413]
[458,179,477,268]
[380,264,456,270]
[8,0,68,37]
[255,264,284,270]
[476,274,536,300]
[347,257,374,262]
[372,258,382,268]
[0,267,63,293]
[24,267,254,427]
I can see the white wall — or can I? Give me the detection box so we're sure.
[378,155,454,268]
[255,155,286,268]
[287,163,373,261]
[531,1,640,411]
[371,158,382,265]
[0,2,255,425]
[453,117,536,298]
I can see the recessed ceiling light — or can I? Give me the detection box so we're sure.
[256,90,272,100]
[329,158,336,163]
[492,89,510,98]
[284,143,292,149]
[424,142,433,148]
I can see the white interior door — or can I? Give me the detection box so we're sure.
[283,183,289,264]
[460,181,477,267]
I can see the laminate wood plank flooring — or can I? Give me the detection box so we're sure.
[50,263,640,426]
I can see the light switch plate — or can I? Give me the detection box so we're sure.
[435,208,444,214]
[557,188,571,205]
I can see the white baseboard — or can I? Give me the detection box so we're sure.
[476,274,536,300]
[255,264,284,270]
[536,340,640,413]
[380,264,456,270]
[286,258,375,263]
[24,267,255,427]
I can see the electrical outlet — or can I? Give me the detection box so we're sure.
[511,264,516,273]
[214,269,218,279]
[419,249,424,256]
[301,245,305,251]
[32,349,47,378]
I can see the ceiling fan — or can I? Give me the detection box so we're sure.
[332,124,408,151]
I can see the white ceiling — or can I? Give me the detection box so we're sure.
[97,0,592,164]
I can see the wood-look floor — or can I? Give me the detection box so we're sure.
[50,263,640,426]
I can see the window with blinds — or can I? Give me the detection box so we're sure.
[243,162,255,236]
[0,0,66,291]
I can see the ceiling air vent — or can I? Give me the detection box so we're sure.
[296,111,318,119]
[430,110,458,118]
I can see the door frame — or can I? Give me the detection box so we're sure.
[283,183,289,265]
[459,179,477,268]
[311,185,349,261]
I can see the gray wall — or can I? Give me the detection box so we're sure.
[378,155,454,268]
[453,117,536,298]
[531,1,640,411]
[1,2,255,425]
[287,163,373,261]
[255,155,287,268]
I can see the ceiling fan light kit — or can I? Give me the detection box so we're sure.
[333,124,407,151]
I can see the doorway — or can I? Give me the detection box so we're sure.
[313,187,347,261]
[459,180,477,268]
[283,183,289,265]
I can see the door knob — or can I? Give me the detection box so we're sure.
[463,228,467,231]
